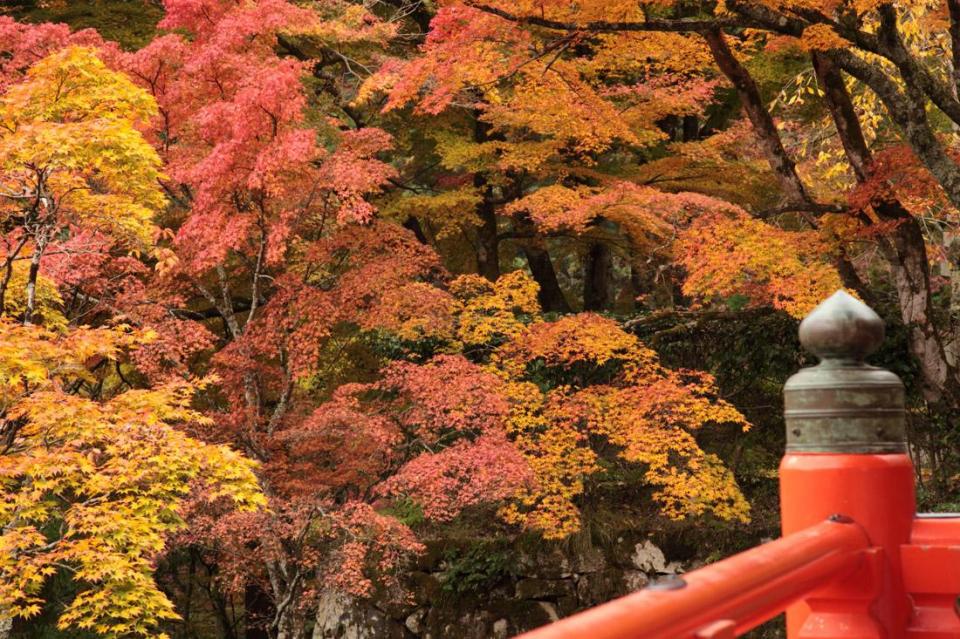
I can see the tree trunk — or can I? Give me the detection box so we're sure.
[945,231,960,342]
[682,114,700,141]
[704,29,811,205]
[475,192,501,281]
[473,116,502,281]
[829,46,960,211]
[402,216,428,244]
[201,560,240,639]
[0,235,28,315]
[811,55,872,183]
[949,0,960,98]
[275,608,307,639]
[583,242,614,311]
[813,52,960,405]
[875,200,959,405]
[523,240,570,313]
[23,237,46,326]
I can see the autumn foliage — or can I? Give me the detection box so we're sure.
[15,0,960,636]
[0,323,262,636]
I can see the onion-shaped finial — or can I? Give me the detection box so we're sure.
[798,290,884,361]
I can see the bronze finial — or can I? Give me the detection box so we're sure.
[784,290,905,453]
[798,290,884,362]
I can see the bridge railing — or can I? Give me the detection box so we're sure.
[518,291,960,639]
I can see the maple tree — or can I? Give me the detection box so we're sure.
[0,44,162,324]
[371,0,960,414]
[114,3,419,635]
[677,208,844,318]
[15,0,960,637]
[355,267,750,539]
[0,38,264,639]
[353,0,851,323]
[106,2,564,636]
[478,274,751,538]
[0,323,262,638]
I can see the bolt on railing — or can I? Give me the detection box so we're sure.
[516,291,960,639]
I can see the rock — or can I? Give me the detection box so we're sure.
[685,559,706,572]
[631,540,667,573]
[405,609,427,635]
[486,582,514,601]
[519,547,574,579]
[556,595,579,617]
[519,543,605,578]
[377,589,419,621]
[537,601,560,622]
[570,545,606,574]
[623,570,650,591]
[423,606,495,639]
[575,569,625,608]
[408,571,442,605]
[313,533,693,637]
[469,598,564,636]
[313,590,406,639]
[515,578,575,600]
[610,533,653,569]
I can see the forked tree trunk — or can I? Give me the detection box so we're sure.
[813,52,960,406]
[706,27,960,406]
[705,31,869,299]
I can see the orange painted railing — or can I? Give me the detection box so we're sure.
[518,518,869,639]
[517,292,960,639]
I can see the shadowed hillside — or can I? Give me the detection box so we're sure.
[4,0,161,49]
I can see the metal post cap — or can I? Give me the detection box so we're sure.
[784,291,905,453]
[798,290,885,361]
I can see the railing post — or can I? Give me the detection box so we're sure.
[514,289,960,639]
[781,291,915,638]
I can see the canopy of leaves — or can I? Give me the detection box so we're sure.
[0,45,164,250]
[0,322,263,637]
[14,0,956,637]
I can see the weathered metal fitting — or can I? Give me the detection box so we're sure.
[645,575,687,591]
[784,290,905,453]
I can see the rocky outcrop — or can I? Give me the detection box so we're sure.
[314,536,678,638]
[315,591,407,639]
